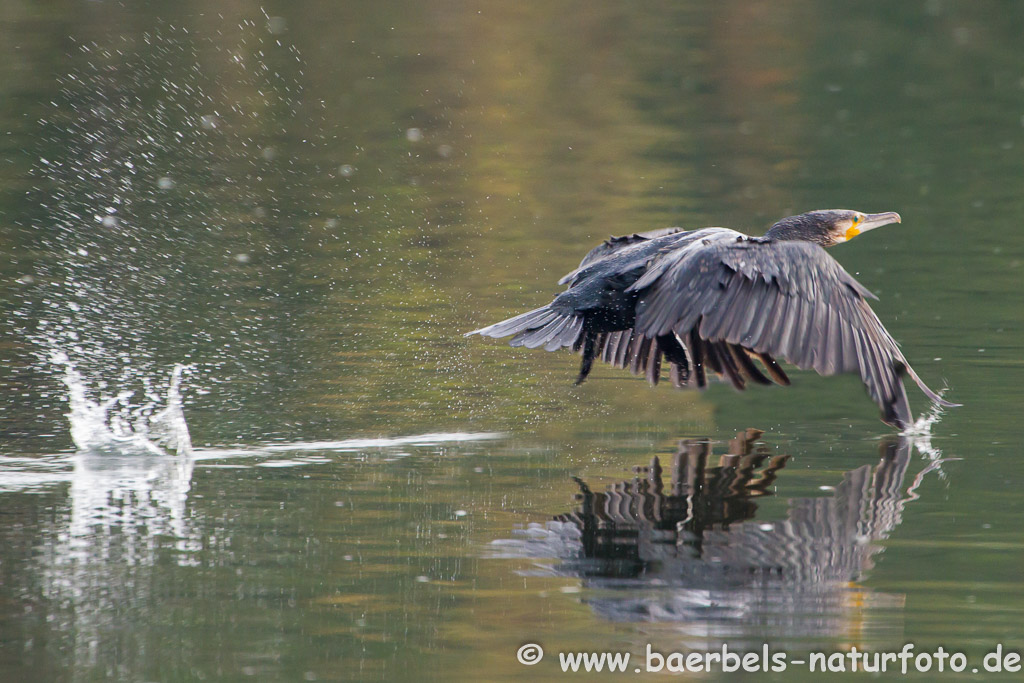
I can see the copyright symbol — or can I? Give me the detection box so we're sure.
[517,643,544,665]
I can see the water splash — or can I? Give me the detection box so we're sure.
[902,400,961,484]
[900,396,948,439]
[56,352,193,457]
[13,22,327,433]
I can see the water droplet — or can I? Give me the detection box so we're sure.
[267,16,288,35]
[405,127,423,142]
[261,146,277,161]
[200,114,218,130]
[234,253,251,264]
[157,176,175,190]
[454,509,468,518]
[338,164,355,177]
[437,144,453,158]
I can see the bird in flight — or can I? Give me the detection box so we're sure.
[466,210,958,429]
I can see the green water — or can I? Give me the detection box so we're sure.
[0,2,1022,681]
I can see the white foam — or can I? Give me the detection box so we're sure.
[900,396,947,439]
[55,352,193,457]
[188,431,504,461]
[0,431,505,492]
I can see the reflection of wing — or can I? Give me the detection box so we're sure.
[702,436,912,582]
[558,227,686,286]
[629,238,947,427]
[568,435,913,580]
[490,432,925,633]
[559,430,788,545]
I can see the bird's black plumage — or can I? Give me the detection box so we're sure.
[467,210,959,429]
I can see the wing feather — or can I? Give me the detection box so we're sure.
[615,331,633,367]
[558,227,688,285]
[631,238,946,428]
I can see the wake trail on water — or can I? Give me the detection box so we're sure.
[49,351,501,463]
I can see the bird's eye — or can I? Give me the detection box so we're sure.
[852,215,862,224]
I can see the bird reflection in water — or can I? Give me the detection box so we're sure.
[492,430,943,639]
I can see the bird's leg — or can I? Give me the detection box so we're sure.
[575,330,598,385]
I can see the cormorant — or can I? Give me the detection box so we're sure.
[466,210,959,429]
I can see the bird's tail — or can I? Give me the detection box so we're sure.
[465,305,585,352]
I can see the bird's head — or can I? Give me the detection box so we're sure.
[764,210,902,247]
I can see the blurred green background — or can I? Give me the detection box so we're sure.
[0,1,1021,680]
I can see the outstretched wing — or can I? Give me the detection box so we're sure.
[468,228,689,354]
[629,238,954,428]
[558,227,686,285]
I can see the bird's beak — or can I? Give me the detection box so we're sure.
[846,211,901,241]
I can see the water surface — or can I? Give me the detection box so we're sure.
[0,2,1022,681]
